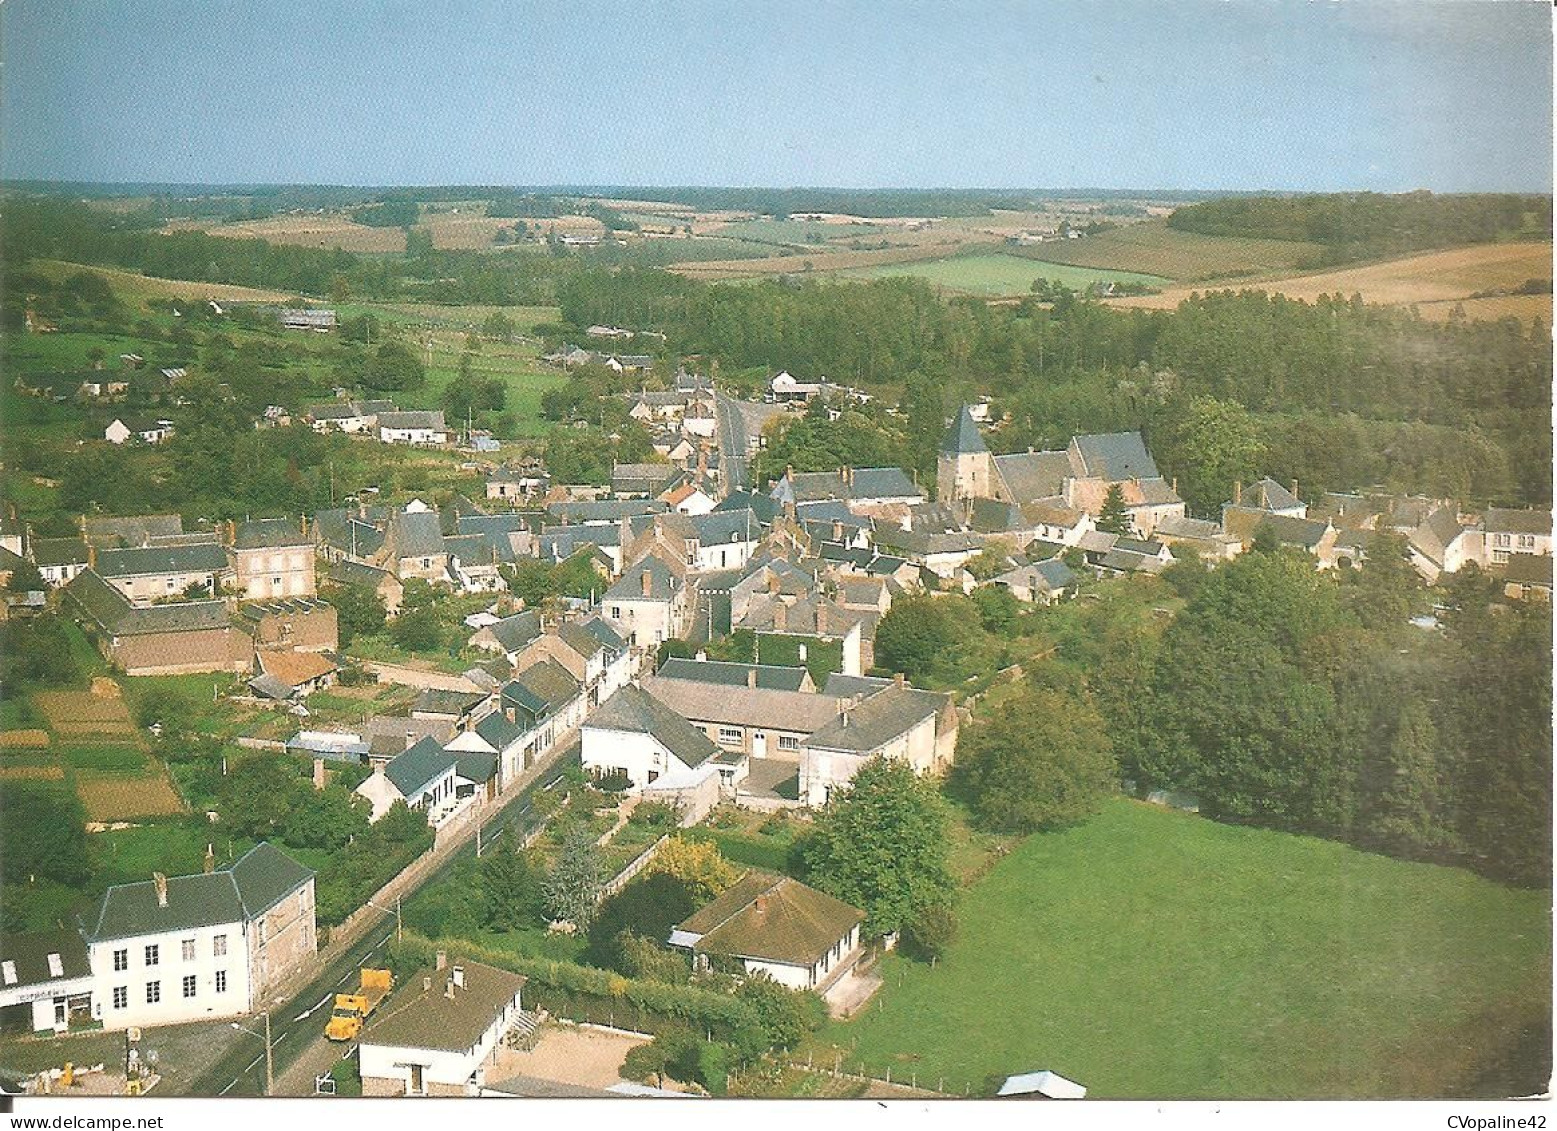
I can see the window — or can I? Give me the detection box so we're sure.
[181,938,196,962]
[421,557,431,568]
[47,953,63,977]
[113,948,128,972]
[717,726,743,746]
[182,975,197,998]
[112,986,128,1010]
[1496,533,1512,547]
[146,981,161,1004]
[1519,535,1536,549]
[611,606,621,619]
[144,945,159,967]
[258,920,267,944]
[778,735,799,752]
[215,971,228,994]
[271,576,282,587]
[213,935,227,958]
[1,961,14,985]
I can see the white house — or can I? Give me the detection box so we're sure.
[0,929,94,1032]
[603,555,693,649]
[360,956,528,1097]
[1482,508,1552,568]
[355,738,460,824]
[377,410,449,446]
[798,682,953,808]
[86,844,315,1030]
[580,683,722,790]
[669,872,864,992]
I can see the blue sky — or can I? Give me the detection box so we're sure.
[2,0,1550,191]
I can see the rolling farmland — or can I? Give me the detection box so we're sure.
[1006,217,1327,281]
[1105,240,1554,321]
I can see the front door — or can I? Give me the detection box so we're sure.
[752,731,766,759]
[409,1063,424,1096]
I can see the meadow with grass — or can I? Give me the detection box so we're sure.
[820,800,1550,1098]
[838,252,1168,296]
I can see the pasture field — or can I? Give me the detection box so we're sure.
[1006,218,1326,281]
[710,218,899,247]
[165,214,406,253]
[392,329,567,437]
[1106,241,1554,323]
[821,800,1550,1098]
[838,253,1169,296]
[671,239,979,281]
[28,259,293,304]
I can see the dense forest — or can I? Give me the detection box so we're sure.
[1167,191,1552,264]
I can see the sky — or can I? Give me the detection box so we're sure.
[1,0,1551,192]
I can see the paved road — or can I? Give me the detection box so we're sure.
[189,745,579,1097]
[714,391,750,496]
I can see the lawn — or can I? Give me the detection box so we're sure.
[391,330,566,438]
[838,253,1169,296]
[820,799,1551,1099]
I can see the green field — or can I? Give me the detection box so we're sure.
[838,253,1169,296]
[822,800,1550,1099]
[1008,218,1326,282]
[713,218,894,247]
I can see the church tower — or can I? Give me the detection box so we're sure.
[937,405,992,504]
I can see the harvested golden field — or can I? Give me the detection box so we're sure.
[75,770,186,821]
[34,688,140,738]
[1010,218,1325,281]
[31,261,292,304]
[0,730,50,749]
[0,765,65,782]
[1105,242,1553,322]
[166,214,406,252]
[424,212,602,249]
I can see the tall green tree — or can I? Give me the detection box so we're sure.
[1096,484,1131,535]
[543,823,605,927]
[481,836,544,930]
[796,759,956,939]
[0,781,90,886]
[951,683,1118,833]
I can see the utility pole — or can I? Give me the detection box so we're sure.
[264,1010,274,1096]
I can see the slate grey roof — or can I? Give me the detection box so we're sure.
[233,518,308,550]
[80,515,186,549]
[548,500,667,524]
[605,556,682,603]
[90,843,312,942]
[0,928,91,988]
[363,958,525,1054]
[502,660,581,723]
[1243,477,1302,512]
[1071,431,1159,481]
[1504,552,1553,587]
[487,611,543,654]
[585,684,719,767]
[411,687,488,718]
[941,405,987,455]
[386,737,458,797]
[314,510,386,559]
[804,684,942,754]
[676,871,864,968]
[850,467,922,500]
[657,658,809,692]
[996,559,1077,593]
[326,559,395,589]
[1411,507,1467,566]
[992,451,1071,503]
[969,498,1026,534]
[580,616,627,652]
[389,511,446,558]
[1153,515,1224,540]
[66,569,231,636]
[473,711,523,749]
[1485,508,1552,536]
[820,673,893,699]
[378,410,447,431]
[453,751,500,784]
[612,462,677,490]
[713,491,779,524]
[690,509,760,545]
[1099,548,1169,574]
[771,468,920,506]
[30,537,88,567]
[95,542,228,579]
[640,675,843,734]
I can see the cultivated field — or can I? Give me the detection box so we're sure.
[30,260,293,304]
[822,800,1550,1099]
[1105,241,1554,322]
[170,208,609,253]
[838,253,1169,296]
[33,687,188,821]
[1006,218,1326,282]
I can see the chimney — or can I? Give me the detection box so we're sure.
[747,668,758,689]
[372,758,385,778]
[641,568,653,598]
[1171,477,1178,495]
[1234,481,1243,506]
[445,980,456,1000]
[840,709,849,728]
[153,872,168,907]
[505,706,516,724]
[405,730,415,750]
[87,542,97,570]
[203,845,215,874]
[436,949,448,971]
[452,965,465,989]
[1291,479,1299,500]
[312,757,327,791]
[423,976,432,992]
[768,572,780,594]
[832,520,843,542]
[894,672,905,688]
[754,894,767,914]
[785,465,794,483]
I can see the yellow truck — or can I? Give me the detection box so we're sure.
[325,968,393,1042]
